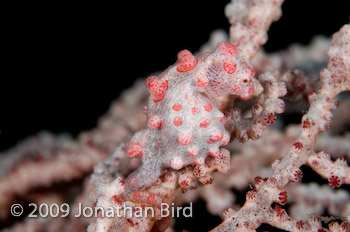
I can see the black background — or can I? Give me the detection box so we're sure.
[2,1,350,231]
[3,1,230,150]
[3,0,349,151]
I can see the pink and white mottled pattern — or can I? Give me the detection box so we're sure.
[125,42,257,189]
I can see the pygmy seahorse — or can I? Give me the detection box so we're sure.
[125,42,255,190]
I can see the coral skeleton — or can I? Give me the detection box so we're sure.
[2,0,350,231]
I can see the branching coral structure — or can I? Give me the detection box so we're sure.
[2,0,350,231]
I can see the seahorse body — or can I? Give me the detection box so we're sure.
[125,42,255,190]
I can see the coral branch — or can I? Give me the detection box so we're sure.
[2,1,350,232]
[228,72,286,142]
[212,22,350,232]
[225,0,284,60]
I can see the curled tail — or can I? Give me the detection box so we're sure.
[125,152,163,192]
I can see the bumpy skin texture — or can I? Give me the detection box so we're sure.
[125,42,255,189]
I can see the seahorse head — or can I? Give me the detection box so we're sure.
[194,42,255,99]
